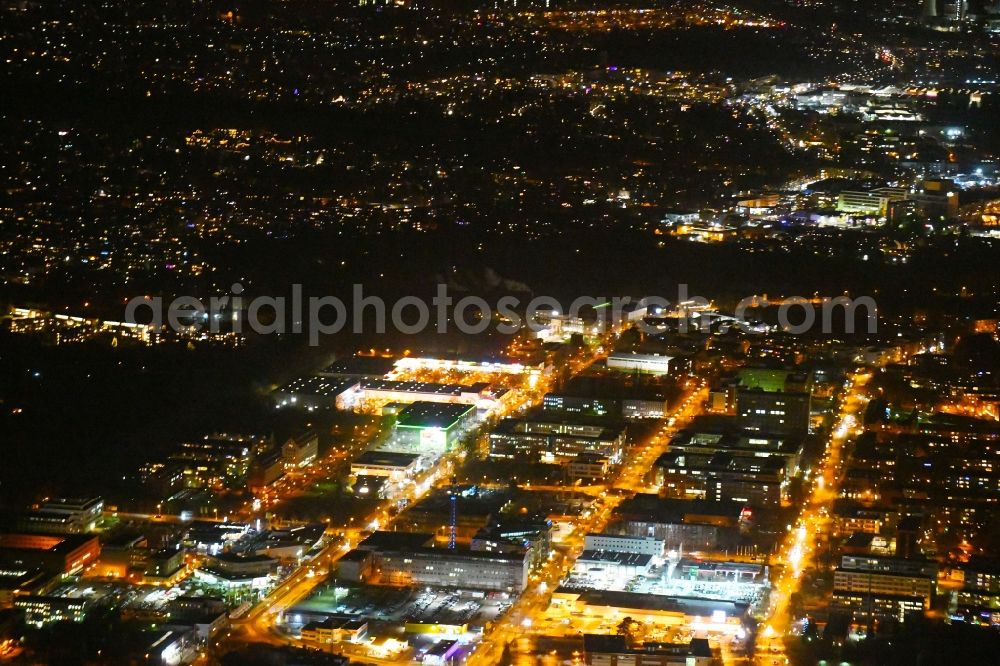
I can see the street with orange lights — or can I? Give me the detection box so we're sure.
[754,371,871,665]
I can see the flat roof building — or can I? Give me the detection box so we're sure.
[0,533,101,576]
[584,534,665,557]
[273,377,360,410]
[583,634,713,666]
[554,589,749,630]
[351,451,420,481]
[318,356,397,379]
[393,401,477,452]
[611,496,747,551]
[606,352,675,375]
[18,497,104,535]
[343,531,529,592]
[489,417,626,464]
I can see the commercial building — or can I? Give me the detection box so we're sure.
[184,521,251,552]
[489,417,626,464]
[144,628,197,666]
[318,356,397,379]
[375,548,529,592]
[395,487,513,543]
[955,557,1000,623]
[350,451,420,482]
[300,616,369,644]
[343,379,503,411]
[97,540,188,587]
[352,475,389,498]
[421,639,464,666]
[253,524,326,562]
[553,589,749,631]
[583,634,713,666]
[611,496,747,551]
[911,178,960,219]
[339,531,529,592]
[533,312,602,342]
[674,560,767,584]
[0,533,100,576]
[831,501,892,536]
[606,352,675,375]
[392,401,477,452]
[392,356,546,377]
[335,549,375,582]
[572,551,654,588]
[17,497,104,535]
[273,376,359,410]
[960,557,1000,594]
[584,534,664,557]
[836,188,908,217]
[194,553,278,590]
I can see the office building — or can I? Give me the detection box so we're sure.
[543,378,676,421]
[840,554,938,578]
[667,426,803,477]
[14,581,112,625]
[832,568,935,608]
[735,369,811,438]
[0,533,100,576]
[829,591,926,623]
[655,451,785,507]
[471,519,552,571]
[169,433,263,487]
[566,453,612,481]
[249,449,285,490]
[489,417,625,464]
[606,352,675,375]
[611,495,747,551]
[283,431,319,469]
[17,497,104,535]
[584,534,665,557]
[299,616,369,644]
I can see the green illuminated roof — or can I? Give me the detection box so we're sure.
[395,401,476,430]
[737,368,789,393]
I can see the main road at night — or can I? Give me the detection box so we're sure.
[754,370,871,664]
